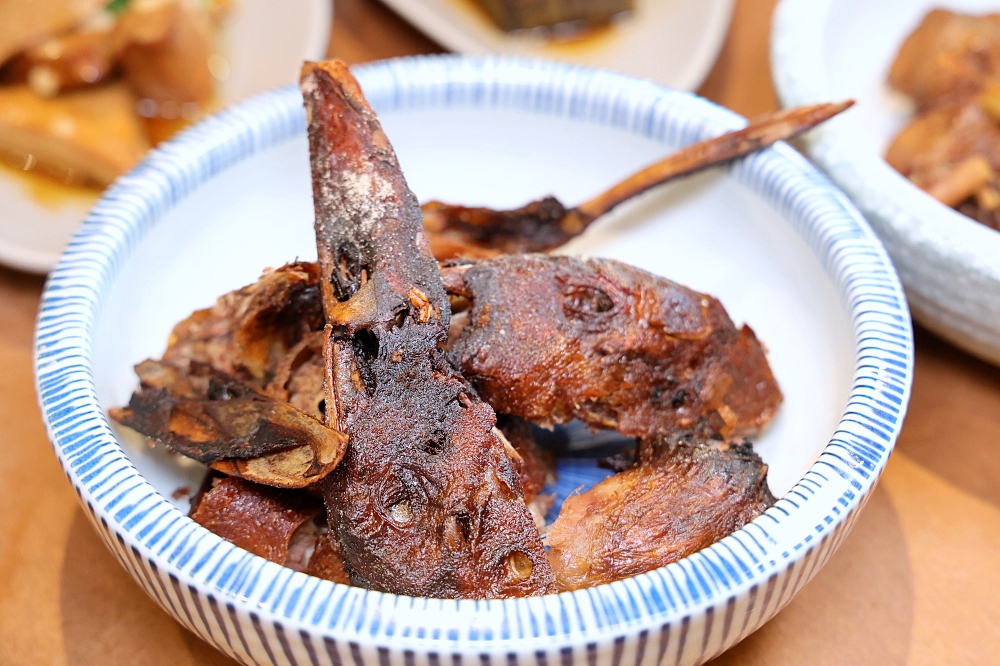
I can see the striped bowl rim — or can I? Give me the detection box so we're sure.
[34,55,913,662]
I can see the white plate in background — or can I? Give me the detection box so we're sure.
[773,0,1000,366]
[378,0,733,91]
[0,0,331,274]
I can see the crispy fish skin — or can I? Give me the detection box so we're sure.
[110,360,347,488]
[545,438,774,592]
[163,262,323,386]
[265,330,328,421]
[444,254,782,441]
[301,60,555,598]
[421,196,572,257]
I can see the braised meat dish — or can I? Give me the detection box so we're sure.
[0,0,229,189]
[887,9,1000,231]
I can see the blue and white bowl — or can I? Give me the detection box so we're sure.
[34,56,913,666]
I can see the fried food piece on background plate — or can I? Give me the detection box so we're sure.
[885,102,1000,229]
[443,254,782,441]
[301,59,555,598]
[545,434,775,591]
[0,0,104,66]
[889,9,1000,110]
[0,82,149,186]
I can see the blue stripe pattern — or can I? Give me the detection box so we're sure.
[34,55,913,666]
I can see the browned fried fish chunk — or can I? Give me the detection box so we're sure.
[190,475,350,584]
[301,59,555,598]
[545,437,774,591]
[191,476,318,563]
[444,254,782,441]
[109,360,346,488]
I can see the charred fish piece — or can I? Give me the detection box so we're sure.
[158,260,328,423]
[110,359,347,488]
[545,436,775,591]
[443,254,782,441]
[301,59,556,598]
[421,101,854,259]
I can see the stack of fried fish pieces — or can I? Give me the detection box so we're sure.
[111,60,783,598]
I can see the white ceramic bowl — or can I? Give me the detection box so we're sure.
[0,0,332,274]
[35,56,913,666]
[772,0,1000,366]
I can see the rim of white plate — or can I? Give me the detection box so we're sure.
[376,0,734,93]
[34,54,913,650]
[0,0,332,275]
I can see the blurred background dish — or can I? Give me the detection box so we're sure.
[375,0,734,92]
[0,0,331,274]
[772,0,1000,366]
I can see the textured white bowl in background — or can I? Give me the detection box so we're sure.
[35,56,912,666]
[773,0,1000,366]
[0,0,332,274]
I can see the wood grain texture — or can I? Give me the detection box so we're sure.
[1,0,998,663]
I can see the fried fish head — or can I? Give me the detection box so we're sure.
[302,60,555,598]
[326,326,555,598]
[445,254,782,441]
[546,437,775,592]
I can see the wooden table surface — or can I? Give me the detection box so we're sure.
[2,1,999,664]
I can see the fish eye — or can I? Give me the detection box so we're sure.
[506,551,533,580]
[389,500,413,523]
[562,285,616,320]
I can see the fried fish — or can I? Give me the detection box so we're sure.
[110,359,347,488]
[546,436,774,591]
[443,254,782,441]
[301,59,555,598]
[190,475,350,583]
